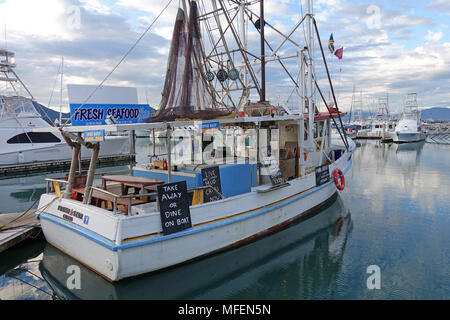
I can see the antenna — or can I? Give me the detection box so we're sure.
[259,0,265,102]
[60,56,64,123]
[4,24,7,51]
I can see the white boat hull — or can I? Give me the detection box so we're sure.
[37,147,353,282]
[39,194,350,299]
[0,135,129,165]
[394,132,425,143]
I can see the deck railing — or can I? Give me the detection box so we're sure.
[45,178,69,196]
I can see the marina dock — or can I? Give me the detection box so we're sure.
[0,153,136,177]
[0,210,40,254]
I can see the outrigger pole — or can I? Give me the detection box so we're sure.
[259,0,266,102]
[59,129,100,200]
[305,0,314,148]
[60,130,81,199]
[312,18,349,151]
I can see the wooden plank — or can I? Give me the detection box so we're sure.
[0,227,39,254]
[0,210,40,254]
[0,210,38,229]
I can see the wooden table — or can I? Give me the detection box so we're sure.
[72,187,149,214]
[71,175,164,214]
[101,175,164,196]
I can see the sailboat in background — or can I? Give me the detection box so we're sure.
[352,93,396,141]
[347,88,366,139]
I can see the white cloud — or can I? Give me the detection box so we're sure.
[79,0,112,14]
[0,0,74,41]
[425,30,443,42]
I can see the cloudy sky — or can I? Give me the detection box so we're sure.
[0,0,448,115]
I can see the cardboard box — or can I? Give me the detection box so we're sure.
[280,141,298,160]
[279,158,296,180]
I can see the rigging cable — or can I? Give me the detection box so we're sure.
[63,0,174,126]
[311,17,349,150]
[46,61,63,124]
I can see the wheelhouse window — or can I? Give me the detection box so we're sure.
[7,132,61,144]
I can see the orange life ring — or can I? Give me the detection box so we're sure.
[333,168,345,191]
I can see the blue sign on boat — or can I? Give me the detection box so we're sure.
[200,121,220,133]
[82,129,105,143]
[70,104,153,126]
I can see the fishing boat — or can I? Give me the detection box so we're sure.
[38,194,351,299]
[35,0,354,281]
[0,50,128,165]
[394,93,425,143]
[354,95,396,140]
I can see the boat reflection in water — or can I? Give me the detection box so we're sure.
[393,140,425,168]
[393,140,425,153]
[39,193,352,300]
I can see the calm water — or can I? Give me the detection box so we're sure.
[0,138,449,300]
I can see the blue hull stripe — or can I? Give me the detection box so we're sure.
[38,157,352,252]
[38,212,117,251]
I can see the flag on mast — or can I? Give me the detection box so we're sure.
[328,33,335,54]
[334,47,344,59]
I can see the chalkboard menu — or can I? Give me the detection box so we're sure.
[315,164,330,186]
[157,181,192,235]
[201,166,222,203]
[270,168,285,186]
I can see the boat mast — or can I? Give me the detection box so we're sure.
[305,0,314,147]
[259,0,265,102]
[298,47,306,177]
[239,1,248,100]
[0,50,35,100]
[60,56,64,124]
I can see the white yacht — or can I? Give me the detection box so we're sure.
[354,95,396,140]
[394,93,425,144]
[0,50,128,165]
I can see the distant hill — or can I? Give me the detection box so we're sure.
[420,108,450,122]
[341,107,450,122]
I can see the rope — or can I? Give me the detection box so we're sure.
[62,0,174,126]
[311,17,349,151]
[0,197,40,231]
[313,77,349,152]
[0,196,58,231]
